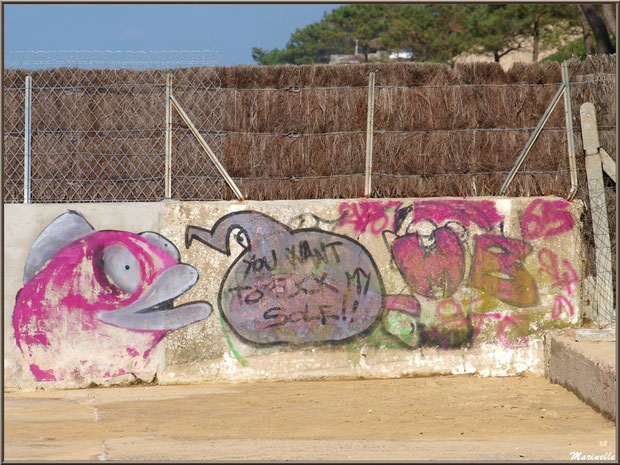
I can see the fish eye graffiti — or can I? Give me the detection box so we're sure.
[13,211,212,382]
[186,198,579,352]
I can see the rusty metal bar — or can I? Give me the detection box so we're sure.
[562,62,578,200]
[24,75,32,203]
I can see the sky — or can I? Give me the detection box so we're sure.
[3,4,340,67]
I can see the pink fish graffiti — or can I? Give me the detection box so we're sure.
[13,211,212,382]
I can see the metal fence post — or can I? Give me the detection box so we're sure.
[364,71,376,197]
[562,62,578,200]
[24,75,32,203]
[165,74,173,199]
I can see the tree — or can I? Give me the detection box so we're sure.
[458,5,532,62]
[601,4,616,38]
[542,37,588,62]
[543,4,616,63]
[580,4,615,54]
[253,14,353,65]
[251,47,288,66]
[252,4,476,65]
[251,4,607,66]
[328,5,390,62]
[517,4,581,62]
[579,7,597,55]
[379,4,471,63]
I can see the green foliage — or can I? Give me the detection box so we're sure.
[533,4,581,40]
[329,4,390,58]
[252,4,584,65]
[543,34,616,63]
[253,11,355,65]
[380,4,472,63]
[543,38,588,62]
[462,4,530,59]
[461,4,580,61]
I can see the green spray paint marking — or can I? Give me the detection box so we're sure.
[220,314,249,367]
[345,338,361,368]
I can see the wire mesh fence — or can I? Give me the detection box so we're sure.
[3,50,223,202]
[2,52,615,324]
[581,173,616,326]
[571,75,616,327]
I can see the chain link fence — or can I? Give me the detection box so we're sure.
[570,74,616,327]
[581,173,616,326]
[4,50,224,202]
[2,52,615,325]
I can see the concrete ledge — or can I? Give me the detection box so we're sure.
[544,328,616,420]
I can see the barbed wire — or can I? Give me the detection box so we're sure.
[209,78,613,92]
[218,126,614,137]
[4,125,616,139]
[8,167,592,183]
[5,78,613,93]
[4,50,221,69]
[204,125,616,137]
[214,168,589,182]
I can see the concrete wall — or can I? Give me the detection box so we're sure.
[4,197,584,390]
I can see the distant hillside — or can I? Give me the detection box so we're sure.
[455,30,584,70]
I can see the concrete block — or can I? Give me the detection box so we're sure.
[4,197,585,390]
[545,329,616,420]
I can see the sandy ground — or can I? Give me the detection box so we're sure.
[3,375,616,461]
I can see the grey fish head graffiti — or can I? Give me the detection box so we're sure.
[14,211,213,381]
[186,211,385,344]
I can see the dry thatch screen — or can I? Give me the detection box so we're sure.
[2,55,616,320]
[3,55,615,203]
[212,56,615,202]
[213,56,616,294]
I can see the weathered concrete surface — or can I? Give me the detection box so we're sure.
[545,327,616,420]
[5,197,584,390]
[3,376,616,461]
[161,197,583,385]
[575,328,616,342]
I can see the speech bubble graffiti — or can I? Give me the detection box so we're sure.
[186,211,385,344]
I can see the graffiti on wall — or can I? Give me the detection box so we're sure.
[380,198,575,349]
[521,198,575,240]
[13,211,212,382]
[338,200,402,235]
[186,211,387,344]
[537,247,578,319]
[186,198,579,352]
[14,198,580,382]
